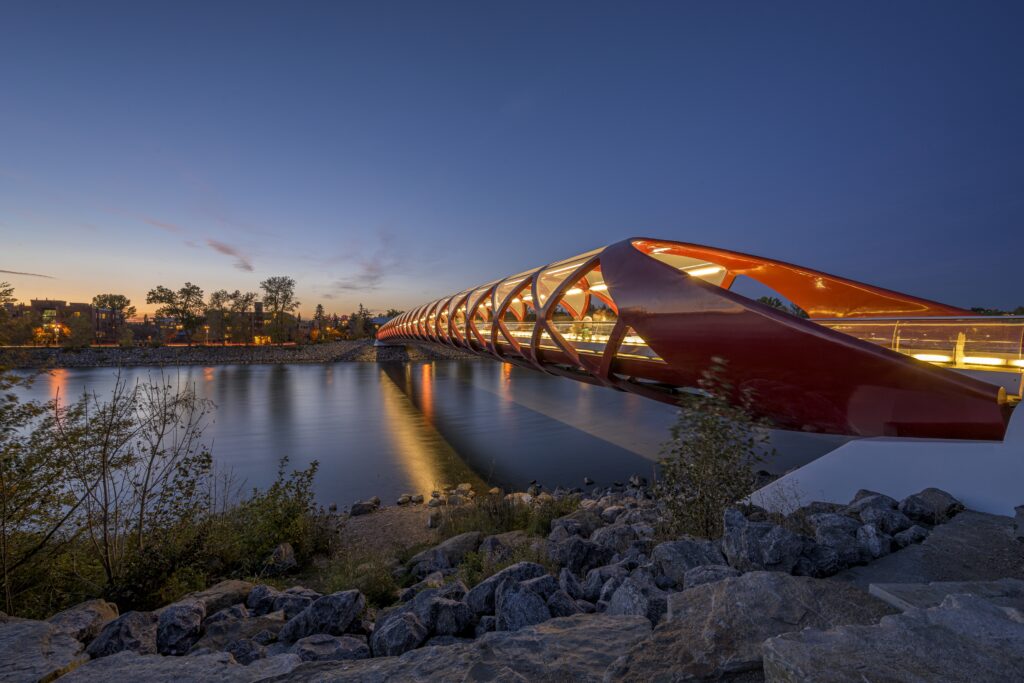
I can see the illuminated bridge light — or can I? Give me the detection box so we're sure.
[379,237,1020,442]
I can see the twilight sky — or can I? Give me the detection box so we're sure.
[1,1,1022,317]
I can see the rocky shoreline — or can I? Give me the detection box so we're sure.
[0,340,480,369]
[5,480,1022,681]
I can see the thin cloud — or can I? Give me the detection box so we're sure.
[144,217,184,234]
[206,238,254,272]
[331,231,398,292]
[0,268,54,279]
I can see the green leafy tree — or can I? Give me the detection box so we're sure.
[227,291,259,343]
[260,276,300,343]
[0,282,17,345]
[91,294,136,329]
[146,283,205,344]
[62,314,94,349]
[656,358,774,539]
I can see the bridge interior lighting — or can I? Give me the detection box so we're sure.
[590,283,608,291]
[566,287,584,295]
[912,353,952,363]
[652,247,672,253]
[683,265,724,278]
[963,356,1006,366]
[1011,359,1024,368]
[522,295,533,302]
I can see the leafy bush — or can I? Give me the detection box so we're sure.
[456,544,556,588]
[314,550,399,608]
[656,358,775,539]
[437,493,579,539]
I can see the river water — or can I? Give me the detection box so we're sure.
[18,361,847,508]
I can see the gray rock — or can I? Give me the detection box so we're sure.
[763,593,1024,682]
[559,567,584,600]
[182,579,255,615]
[465,561,547,614]
[794,542,843,578]
[264,542,297,575]
[193,610,287,651]
[868,578,1024,612]
[899,488,965,525]
[550,508,604,539]
[47,599,118,643]
[398,571,445,602]
[860,505,913,535]
[408,531,483,578]
[86,610,158,658]
[857,524,893,560]
[601,505,625,523]
[278,590,366,643]
[427,598,473,636]
[846,490,898,514]
[521,574,560,600]
[575,599,596,613]
[0,619,88,682]
[411,494,424,504]
[273,593,313,619]
[609,571,895,681]
[809,513,865,566]
[350,501,377,516]
[683,563,740,588]
[370,612,428,656]
[894,524,930,548]
[582,564,628,602]
[599,576,624,603]
[424,635,471,647]
[59,650,302,682]
[721,508,806,573]
[204,603,249,626]
[1015,505,1024,542]
[246,584,282,616]
[606,574,667,625]
[546,589,582,618]
[225,637,265,664]
[478,530,529,564]
[291,633,370,661]
[474,615,496,637]
[495,578,551,631]
[547,536,615,574]
[426,509,441,529]
[650,538,726,588]
[589,524,641,553]
[285,586,322,600]
[157,600,206,655]
[265,614,650,682]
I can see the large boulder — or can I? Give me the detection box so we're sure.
[0,619,89,682]
[809,513,865,567]
[157,600,205,655]
[857,524,893,560]
[478,531,531,564]
[193,610,288,651]
[683,563,740,589]
[606,573,668,625]
[589,524,645,553]
[369,612,428,656]
[899,488,965,525]
[182,579,255,615]
[721,508,806,573]
[607,571,895,681]
[60,650,302,682]
[547,536,615,574]
[272,593,313,619]
[375,581,468,637]
[859,506,913,535]
[650,538,726,589]
[763,593,1024,681]
[47,599,118,643]
[494,578,551,631]
[246,584,283,616]
[582,564,628,603]
[290,634,370,662]
[86,611,158,658]
[465,562,547,615]
[408,532,483,578]
[262,614,651,682]
[278,590,365,643]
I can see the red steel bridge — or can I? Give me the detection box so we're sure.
[377,238,1021,442]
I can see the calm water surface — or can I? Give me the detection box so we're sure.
[20,361,846,507]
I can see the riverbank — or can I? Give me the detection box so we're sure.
[5,481,1022,681]
[0,340,480,369]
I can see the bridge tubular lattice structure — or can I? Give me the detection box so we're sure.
[378,238,1020,441]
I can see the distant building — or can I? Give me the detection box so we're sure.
[5,299,121,342]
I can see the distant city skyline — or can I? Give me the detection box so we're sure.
[2,1,1023,317]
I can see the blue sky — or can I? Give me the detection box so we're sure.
[1,1,1022,316]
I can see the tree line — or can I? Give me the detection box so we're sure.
[0,279,403,347]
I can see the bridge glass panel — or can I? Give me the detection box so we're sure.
[549,264,619,357]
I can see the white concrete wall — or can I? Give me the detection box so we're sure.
[751,407,1023,516]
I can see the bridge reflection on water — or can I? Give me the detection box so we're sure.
[19,361,845,506]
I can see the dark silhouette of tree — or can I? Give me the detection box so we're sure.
[91,294,136,325]
[146,283,205,344]
[260,276,300,343]
[384,308,403,319]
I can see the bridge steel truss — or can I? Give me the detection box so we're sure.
[377,237,1017,441]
